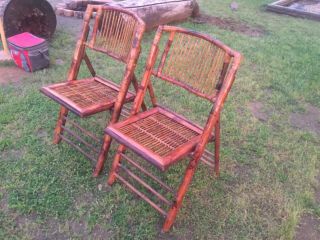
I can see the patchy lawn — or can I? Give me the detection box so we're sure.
[1,0,319,239]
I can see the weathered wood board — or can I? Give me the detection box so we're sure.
[267,0,320,21]
[105,0,199,31]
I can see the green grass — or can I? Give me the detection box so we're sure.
[1,0,320,239]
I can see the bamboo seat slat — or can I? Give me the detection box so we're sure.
[107,107,203,171]
[41,77,135,117]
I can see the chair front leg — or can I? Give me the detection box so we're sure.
[53,106,69,144]
[94,93,127,176]
[108,144,126,185]
[214,119,220,177]
[93,135,113,177]
[162,157,199,232]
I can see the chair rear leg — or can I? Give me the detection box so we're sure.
[53,106,69,144]
[93,135,112,177]
[214,120,220,177]
[108,144,126,185]
[162,158,198,232]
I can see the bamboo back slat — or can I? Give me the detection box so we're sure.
[153,26,236,102]
[87,6,143,63]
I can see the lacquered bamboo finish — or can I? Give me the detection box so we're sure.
[106,25,242,232]
[40,5,146,174]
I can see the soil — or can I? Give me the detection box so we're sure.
[0,66,30,85]
[248,101,272,122]
[315,175,320,203]
[192,13,266,37]
[295,214,320,240]
[1,190,112,239]
[1,149,25,161]
[56,16,83,38]
[290,104,320,136]
[233,164,252,180]
[295,174,320,240]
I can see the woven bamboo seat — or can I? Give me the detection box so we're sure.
[107,107,203,170]
[41,77,135,117]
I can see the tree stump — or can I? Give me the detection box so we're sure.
[0,0,56,39]
[105,0,199,31]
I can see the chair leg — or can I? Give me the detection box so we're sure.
[108,144,126,185]
[93,135,112,177]
[94,98,127,177]
[53,106,69,144]
[162,159,198,232]
[214,120,220,177]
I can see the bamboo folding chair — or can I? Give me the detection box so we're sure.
[40,5,146,176]
[104,25,242,232]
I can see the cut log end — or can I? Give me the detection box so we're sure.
[1,0,57,39]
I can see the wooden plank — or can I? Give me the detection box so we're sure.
[267,0,320,21]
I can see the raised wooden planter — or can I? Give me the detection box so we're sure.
[267,0,320,21]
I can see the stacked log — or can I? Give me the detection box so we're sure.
[105,0,199,31]
[55,0,199,31]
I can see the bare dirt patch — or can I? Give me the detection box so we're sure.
[0,189,9,212]
[91,224,113,239]
[233,164,252,181]
[295,213,320,240]
[248,101,273,121]
[1,149,25,161]
[73,191,95,208]
[295,175,320,240]
[0,66,29,85]
[315,175,320,203]
[36,128,48,138]
[290,104,320,135]
[192,13,266,37]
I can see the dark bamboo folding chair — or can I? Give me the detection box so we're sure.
[104,25,242,232]
[40,5,146,176]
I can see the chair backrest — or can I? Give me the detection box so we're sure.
[68,5,145,81]
[132,25,242,144]
[153,26,240,102]
[87,6,145,63]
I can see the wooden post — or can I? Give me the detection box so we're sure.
[0,17,11,61]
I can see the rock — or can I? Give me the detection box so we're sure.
[230,1,239,11]
[55,59,64,65]
[64,9,74,17]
